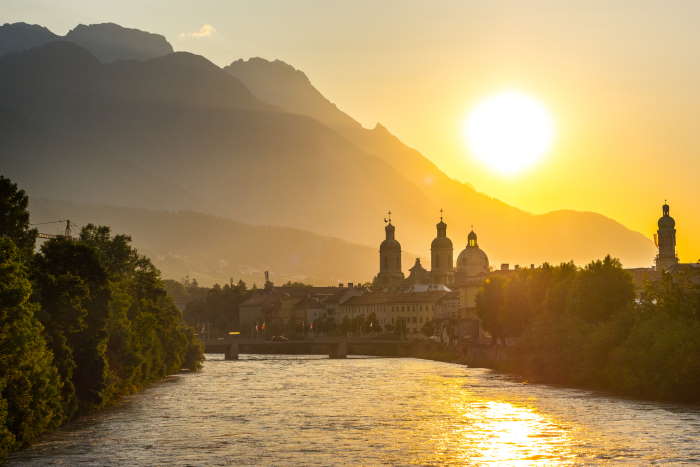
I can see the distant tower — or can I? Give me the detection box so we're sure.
[430,209,454,285]
[655,201,679,271]
[375,211,404,288]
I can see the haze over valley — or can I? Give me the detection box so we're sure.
[2,21,655,284]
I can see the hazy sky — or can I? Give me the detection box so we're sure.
[6,0,700,261]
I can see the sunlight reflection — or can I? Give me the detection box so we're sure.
[454,400,574,465]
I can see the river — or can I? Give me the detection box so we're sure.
[8,354,700,465]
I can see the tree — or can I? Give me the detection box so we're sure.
[569,255,634,323]
[0,238,63,458]
[476,276,507,344]
[0,175,37,260]
[32,237,110,415]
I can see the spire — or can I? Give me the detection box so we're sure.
[662,200,670,217]
[384,210,395,240]
[436,208,447,237]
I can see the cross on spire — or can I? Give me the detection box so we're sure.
[440,208,443,222]
[384,210,392,224]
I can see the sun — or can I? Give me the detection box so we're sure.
[464,91,554,175]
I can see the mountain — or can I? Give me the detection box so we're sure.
[29,199,411,286]
[0,36,655,275]
[64,23,173,62]
[225,58,361,130]
[0,22,58,56]
[0,22,172,62]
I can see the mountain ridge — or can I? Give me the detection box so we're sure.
[0,30,656,274]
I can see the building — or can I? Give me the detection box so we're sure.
[431,212,454,285]
[339,290,452,336]
[655,202,679,271]
[625,201,700,293]
[364,213,490,339]
[374,214,405,289]
[238,275,363,337]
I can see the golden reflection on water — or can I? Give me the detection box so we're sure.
[424,376,576,465]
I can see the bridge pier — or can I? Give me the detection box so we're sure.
[329,340,348,359]
[224,342,239,360]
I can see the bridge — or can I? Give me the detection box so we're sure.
[203,337,410,360]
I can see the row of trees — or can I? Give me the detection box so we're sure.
[0,176,203,459]
[475,256,700,402]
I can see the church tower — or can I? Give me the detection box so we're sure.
[375,212,404,288]
[655,201,679,271]
[430,210,454,285]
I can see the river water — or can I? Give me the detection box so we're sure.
[8,354,700,465]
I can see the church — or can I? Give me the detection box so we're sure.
[336,212,491,337]
[374,211,489,301]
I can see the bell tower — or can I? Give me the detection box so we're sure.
[375,211,404,288]
[655,201,679,271]
[430,209,454,285]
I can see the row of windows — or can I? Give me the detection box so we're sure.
[346,304,435,314]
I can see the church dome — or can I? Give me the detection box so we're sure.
[456,230,489,277]
[456,246,489,276]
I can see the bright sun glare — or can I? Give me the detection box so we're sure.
[464,91,554,175]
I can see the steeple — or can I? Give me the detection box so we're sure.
[384,210,395,240]
[656,201,678,271]
[435,208,447,237]
[430,209,454,285]
[376,210,404,288]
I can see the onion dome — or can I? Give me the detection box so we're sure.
[380,222,401,251]
[431,218,453,249]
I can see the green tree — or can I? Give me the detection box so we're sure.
[0,175,37,260]
[568,255,635,323]
[0,238,63,458]
[476,276,507,344]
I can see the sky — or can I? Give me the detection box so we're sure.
[5,0,700,262]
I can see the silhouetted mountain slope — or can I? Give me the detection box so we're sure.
[65,23,173,62]
[0,42,435,252]
[0,22,58,56]
[225,57,656,267]
[0,40,655,269]
[0,22,172,62]
[225,58,361,130]
[29,199,413,286]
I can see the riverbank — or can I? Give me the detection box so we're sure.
[9,355,700,465]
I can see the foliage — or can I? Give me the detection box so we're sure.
[182,280,250,337]
[0,239,63,457]
[0,176,37,260]
[475,255,700,402]
[0,175,203,460]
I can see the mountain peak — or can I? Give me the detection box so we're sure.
[0,22,59,56]
[225,57,361,129]
[65,22,173,62]
[228,57,311,83]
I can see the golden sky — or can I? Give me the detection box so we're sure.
[7,0,700,262]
